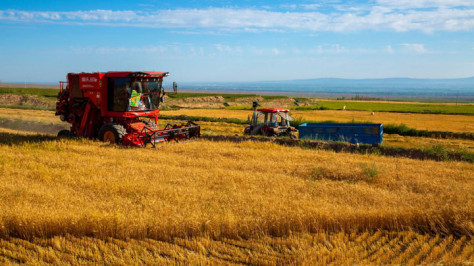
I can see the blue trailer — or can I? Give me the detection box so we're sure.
[298,123,383,145]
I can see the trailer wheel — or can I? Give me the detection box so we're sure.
[98,124,126,144]
[57,129,70,138]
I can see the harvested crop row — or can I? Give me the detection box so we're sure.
[0,130,472,240]
[0,231,472,264]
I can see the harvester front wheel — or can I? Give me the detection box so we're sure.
[98,124,126,144]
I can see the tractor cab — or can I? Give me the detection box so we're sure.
[244,103,297,138]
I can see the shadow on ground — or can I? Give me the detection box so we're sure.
[0,118,67,134]
[0,132,58,145]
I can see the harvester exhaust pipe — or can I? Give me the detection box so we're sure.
[252,101,259,111]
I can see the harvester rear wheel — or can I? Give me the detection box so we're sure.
[98,124,126,144]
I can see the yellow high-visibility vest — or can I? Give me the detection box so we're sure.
[130,90,141,107]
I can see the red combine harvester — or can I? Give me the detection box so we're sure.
[244,102,297,139]
[55,71,200,147]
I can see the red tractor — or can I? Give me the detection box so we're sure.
[55,71,200,147]
[244,102,297,139]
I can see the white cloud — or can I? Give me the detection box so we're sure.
[67,45,168,54]
[308,44,349,54]
[316,45,324,54]
[376,0,473,9]
[214,44,243,55]
[301,4,321,10]
[400,43,429,53]
[1,4,473,33]
[386,45,394,54]
[279,4,298,10]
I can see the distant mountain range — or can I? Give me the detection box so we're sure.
[176,77,474,99]
[4,76,474,100]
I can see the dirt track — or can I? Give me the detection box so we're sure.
[0,83,59,89]
[0,94,55,109]
[169,95,309,108]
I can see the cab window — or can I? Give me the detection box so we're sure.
[108,77,131,112]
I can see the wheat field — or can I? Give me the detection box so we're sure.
[1,231,472,264]
[162,109,474,132]
[0,107,473,263]
[1,129,473,237]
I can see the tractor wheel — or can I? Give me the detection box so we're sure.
[57,129,70,138]
[98,124,126,144]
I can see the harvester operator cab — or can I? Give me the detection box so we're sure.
[108,77,165,112]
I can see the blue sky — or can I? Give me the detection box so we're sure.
[0,0,473,83]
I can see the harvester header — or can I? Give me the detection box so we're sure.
[56,71,200,147]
